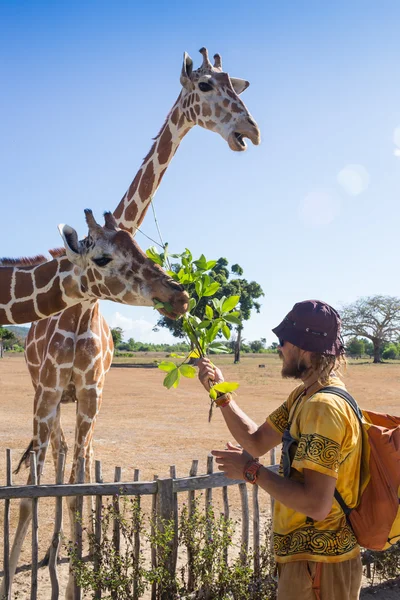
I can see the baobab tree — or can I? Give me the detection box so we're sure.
[340,295,400,363]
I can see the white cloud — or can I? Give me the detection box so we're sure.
[109,311,177,343]
[393,126,400,149]
[337,164,370,196]
[298,189,341,227]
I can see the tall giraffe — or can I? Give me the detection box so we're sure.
[4,48,260,600]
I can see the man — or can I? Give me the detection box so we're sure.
[198,300,363,600]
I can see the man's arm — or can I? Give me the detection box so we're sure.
[212,446,336,521]
[219,400,282,457]
[197,357,281,456]
[256,466,336,521]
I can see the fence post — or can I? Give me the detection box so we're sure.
[187,460,198,592]
[49,452,65,600]
[3,449,12,600]
[74,457,85,600]
[151,475,158,600]
[94,460,103,600]
[30,452,38,600]
[157,477,177,600]
[169,466,178,575]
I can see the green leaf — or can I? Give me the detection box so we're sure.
[158,361,177,372]
[207,322,222,343]
[224,314,241,326]
[153,301,165,309]
[209,387,218,400]
[188,298,197,312]
[205,305,213,320]
[222,296,240,313]
[163,367,181,389]
[179,364,196,378]
[195,279,203,298]
[197,320,211,330]
[209,343,229,354]
[146,247,164,266]
[206,260,217,270]
[170,353,185,359]
[222,324,230,340]
[213,382,240,393]
[203,282,220,297]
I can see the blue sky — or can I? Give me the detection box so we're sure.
[1,1,400,344]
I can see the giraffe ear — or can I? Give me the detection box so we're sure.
[58,224,81,262]
[180,52,193,90]
[230,77,250,95]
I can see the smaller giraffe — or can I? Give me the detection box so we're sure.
[0,209,189,326]
[0,209,188,600]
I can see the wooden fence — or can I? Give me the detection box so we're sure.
[0,448,278,600]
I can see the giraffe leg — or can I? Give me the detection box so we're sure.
[40,407,69,568]
[0,386,62,597]
[65,387,102,600]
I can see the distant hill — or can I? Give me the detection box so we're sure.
[4,325,30,340]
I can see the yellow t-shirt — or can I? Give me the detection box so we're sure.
[267,376,362,563]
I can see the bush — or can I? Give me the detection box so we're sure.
[382,344,399,360]
[68,495,277,600]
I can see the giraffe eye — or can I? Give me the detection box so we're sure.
[199,82,213,92]
[92,256,112,267]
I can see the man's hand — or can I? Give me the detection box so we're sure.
[197,357,225,392]
[211,442,253,480]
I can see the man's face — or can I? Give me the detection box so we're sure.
[278,340,309,379]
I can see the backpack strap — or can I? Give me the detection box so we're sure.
[317,386,363,517]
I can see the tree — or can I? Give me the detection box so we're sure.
[346,337,365,358]
[340,296,400,363]
[154,256,264,363]
[0,327,18,357]
[110,327,124,347]
[249,339,266,353]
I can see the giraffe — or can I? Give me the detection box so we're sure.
[3,47,260,599]
[0,209,188,326]
[0,209,188,597]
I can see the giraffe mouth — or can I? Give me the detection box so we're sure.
[232,132,247,151]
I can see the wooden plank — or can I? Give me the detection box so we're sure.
[0,480,157,499]
[173,472,243,493]
[133,469,140,600]
[151,475,158,600]
[169,466,178,575]
[49,452,65,600]
[112,466,122,600]
[74,457,85,600]
[239,483,249,564]
[205,455,213,540]
[222,484,229,565]
[30,452,38,600]
[94,461,103,600]
[252,484,260,575]
[157,478,176,600]
[187,460,198,593]
[3,448,12,600]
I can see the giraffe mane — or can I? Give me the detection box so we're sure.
[48,247,67,258]
[0,254,49,267]
[152,93,182,142]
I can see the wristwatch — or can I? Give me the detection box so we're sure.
[243,459,261,484]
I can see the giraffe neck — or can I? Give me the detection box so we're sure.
[113,94,194,233]
[0,257,87,325]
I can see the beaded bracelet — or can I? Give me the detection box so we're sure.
[215,393,232,408]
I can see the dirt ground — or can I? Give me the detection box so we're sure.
[0,353,399,598]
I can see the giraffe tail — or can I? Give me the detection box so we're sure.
[14,440,34,474]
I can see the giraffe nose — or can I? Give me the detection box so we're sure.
[247,117,257,127]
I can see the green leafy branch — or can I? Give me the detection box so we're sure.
[146,246,241,414]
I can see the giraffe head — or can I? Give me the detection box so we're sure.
[59,209,189,319]
[179,47,260,151]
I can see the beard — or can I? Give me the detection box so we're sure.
[279,351,309,379]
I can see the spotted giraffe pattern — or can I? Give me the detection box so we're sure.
[4,48,261,600]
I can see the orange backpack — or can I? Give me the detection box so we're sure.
[322,387,400,551]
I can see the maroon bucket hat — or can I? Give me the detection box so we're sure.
[272,300,345,356]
